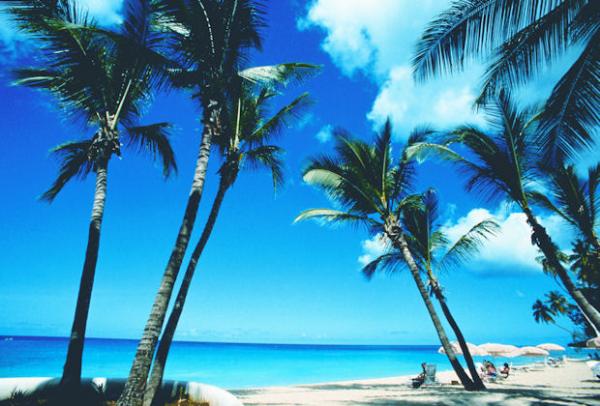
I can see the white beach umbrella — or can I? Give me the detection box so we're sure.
[518,346,550,357]
[478,343,519,356]
[438,341,489,356]
[536,343,565,351]
[498,349,524,358]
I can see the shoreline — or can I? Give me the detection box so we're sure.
[233,359,600,405]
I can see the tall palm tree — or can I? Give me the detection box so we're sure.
[295,122,480,390]
[118,2,317,403]
[143,86,310,406]
[410,90,600,334]
[362,189,498,389]
[531,164,599,252]
[413,0,599,162]
[9,0,176,394]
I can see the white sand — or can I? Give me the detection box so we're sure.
[233,359,600,405]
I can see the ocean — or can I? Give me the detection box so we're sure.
[0,336,587,389]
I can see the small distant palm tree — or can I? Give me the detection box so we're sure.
[296,122,480,390]
[532,291,578,333]
[9,0,176,395]
[410,90,600,334]
[143,86,310,406]
[118,1,317,403]
[413,0,599,162]
[363,189,498,390]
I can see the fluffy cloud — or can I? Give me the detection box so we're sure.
[358,233,388,267]
[315,124,334,143]
[367,66,488,137]
[441,207,572,275]
[357,206,573,276]
[300,0,487,137]
[299,0,444,77]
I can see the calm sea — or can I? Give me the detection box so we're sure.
[0,336,586,389]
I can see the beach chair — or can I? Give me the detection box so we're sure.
[423,364,438,385]
[411,364,438,388]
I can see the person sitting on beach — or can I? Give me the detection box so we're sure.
[411,362,427,388]
[500,362,510,378]
[486,361,498,377]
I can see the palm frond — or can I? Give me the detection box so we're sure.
[528,190,574,225]
[477,0,579,103]
[248,92,312,144]
[243,145,285,190]
[537,29,600,162]
[294,208,376,229]
[124,123,177,177]
[532,298,556,324]
[41,139,94,201]
[361,252,405,279]
[412,0,557,81]
[239,63,321,89]
[439,219,500,271]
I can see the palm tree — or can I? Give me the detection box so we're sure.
[532,291,579,333]
[143,86,310,406]
[9,0,176,395]
[295,122,480,390]
[118,2,317,403]
[531,164,599,252]
[409,90,600,334]
[362,189,497,389]
[413,0,599,162]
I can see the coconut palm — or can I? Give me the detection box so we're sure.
[409,90,600,333]
[362,189,498,389]
[533,291,580,334]
[143,86,310,406]
[413,0,599,162]
[118,2,317,403]
[9,0,176,394]
[295,122,480,390]
[531,163,599,252]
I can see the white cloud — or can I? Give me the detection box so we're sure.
[301,0,487,137]
[315,124,334,143]
[367,66,488,137]
[299,0,444,78]
[441,207,572,275]
[358,233,388,267]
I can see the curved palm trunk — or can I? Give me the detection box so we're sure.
[60,162,109,392]
[118,103,221,406]
[386,226,476,390]
[431,283,485,389]
[523,207,600,335]
[144,178,229,406]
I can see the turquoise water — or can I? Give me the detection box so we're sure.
[0,336,588,389]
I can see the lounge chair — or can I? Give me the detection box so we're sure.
[423,364,437,385]
[411,364,438,388]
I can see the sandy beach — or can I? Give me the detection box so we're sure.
[233,360,600,405]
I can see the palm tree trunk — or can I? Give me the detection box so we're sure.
[60,162,109,391]
[385,225,476,390]
[144,178,229,406]
[523,207,600,335]
[431,283,485,390]
[118,102,221,406]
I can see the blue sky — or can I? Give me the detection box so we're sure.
[0,0,593,346]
